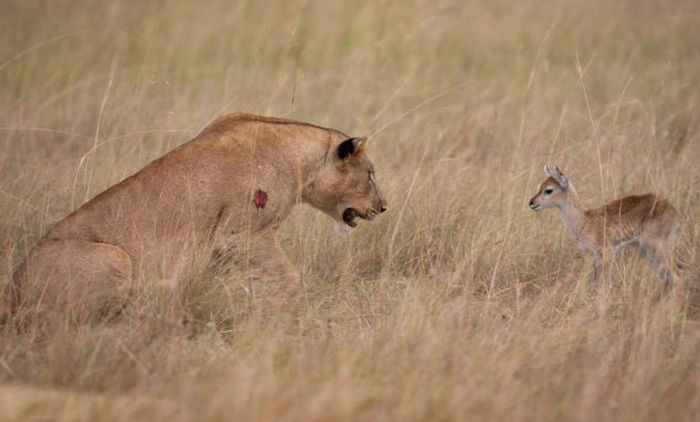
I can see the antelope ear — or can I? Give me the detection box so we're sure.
[337,137,366,160]
[553,166,569,189]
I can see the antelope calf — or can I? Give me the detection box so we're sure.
[529,165,681,288]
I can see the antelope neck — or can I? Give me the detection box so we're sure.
[558,192,586,240]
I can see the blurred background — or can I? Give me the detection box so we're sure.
[1,0,699,420]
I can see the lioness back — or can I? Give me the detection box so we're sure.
[47,113,347,250]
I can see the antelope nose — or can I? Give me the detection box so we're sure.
[380,205,387,213]
[529,200,536,209]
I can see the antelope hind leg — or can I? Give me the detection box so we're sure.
[639,241,677,290]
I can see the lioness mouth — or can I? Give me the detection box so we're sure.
[342,208,361,228]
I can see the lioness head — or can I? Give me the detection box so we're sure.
[304,137,387,231]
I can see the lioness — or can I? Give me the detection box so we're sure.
[7,113,387,320]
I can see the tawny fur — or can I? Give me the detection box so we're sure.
[529,165,681,287]
[6,113,387,322]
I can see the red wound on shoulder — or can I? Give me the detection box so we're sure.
[254,189,268,210]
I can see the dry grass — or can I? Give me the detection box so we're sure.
[1,0,700,420]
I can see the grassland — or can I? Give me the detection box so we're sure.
[1,0,699,420]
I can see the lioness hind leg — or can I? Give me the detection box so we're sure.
[10,239,133,327]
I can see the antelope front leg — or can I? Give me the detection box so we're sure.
[592,254,602,284]
[591,251,608,285]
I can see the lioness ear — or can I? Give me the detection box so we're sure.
[337,137,366,160]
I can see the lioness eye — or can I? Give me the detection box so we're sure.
[544,188,554,195]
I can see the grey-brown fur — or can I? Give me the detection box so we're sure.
[529,165,681,288]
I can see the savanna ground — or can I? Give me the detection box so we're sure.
[1,0,699,420]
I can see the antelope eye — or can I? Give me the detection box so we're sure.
[544,188,554,195]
